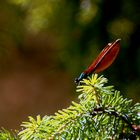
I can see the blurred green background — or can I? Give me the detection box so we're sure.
[0,0,139,129]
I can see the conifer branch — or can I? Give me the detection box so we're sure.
[0,74,140,139]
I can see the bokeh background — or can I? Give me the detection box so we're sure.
[0,0,139,130]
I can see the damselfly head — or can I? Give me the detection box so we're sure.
[75,78,80,84]
[75,72,87,84]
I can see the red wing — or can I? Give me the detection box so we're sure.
[84,39,120,74]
